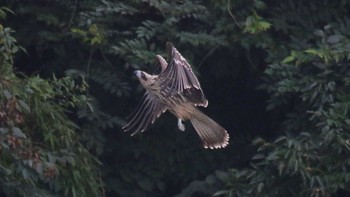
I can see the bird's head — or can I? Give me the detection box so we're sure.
[134,70,157,88]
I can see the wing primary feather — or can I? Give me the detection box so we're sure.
[170,65,178,93]
[184,68,196,89]
[160,42,204,95]
[124,91,167,135]
[124,96,152,132]
[131,100,155,135]
[151,102,167,123]
[125,93,148,120]
[178,64,188,91]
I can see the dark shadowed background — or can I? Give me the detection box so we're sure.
[1,0,350,196]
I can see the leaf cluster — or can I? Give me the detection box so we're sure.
[211,1,350,197]
[0,21,103,196]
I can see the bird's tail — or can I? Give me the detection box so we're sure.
[190,108,229,149]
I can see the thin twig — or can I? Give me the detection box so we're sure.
[245,52,257,71]
[227,0,242,29]
[100,48,114,68]
[198,45,219,69]
[67,0,79,29]
[87,48,94,77]
[86,47,95,95]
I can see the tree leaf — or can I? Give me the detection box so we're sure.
[12,127,26,138]
[327,35,343,44]
[2,89,12,99]
[251,154,265,160]
[282,56,295,64]
[212,190,229,196]
[137,179,154,192]
[18,99,31,112]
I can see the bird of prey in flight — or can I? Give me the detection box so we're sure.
[123,42,229,149]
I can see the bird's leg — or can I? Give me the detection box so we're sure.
[178,119,185,131]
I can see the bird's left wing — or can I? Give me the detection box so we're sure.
[155,55,168,72]
[157,42,208,107]
[123,91,167,135]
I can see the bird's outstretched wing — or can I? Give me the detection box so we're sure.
[155,55,168,72]
[123,92,167,135]
[157,42,208,107]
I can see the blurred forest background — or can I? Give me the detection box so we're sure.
[1,0,350,196]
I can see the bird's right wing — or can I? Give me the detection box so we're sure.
[123,92,167,135]
[157,42,208,107]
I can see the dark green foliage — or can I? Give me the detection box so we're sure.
[211,1,350,197]
[0,13,102,196]
[2,0,350,197]
[2,1,246,196]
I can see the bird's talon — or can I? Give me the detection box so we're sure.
[178,119,185,131]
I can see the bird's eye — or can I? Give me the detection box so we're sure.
[141,72,148,81]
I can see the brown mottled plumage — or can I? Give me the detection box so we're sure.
[123,43,229,149]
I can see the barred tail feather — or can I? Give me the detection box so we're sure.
[190,109,229,149]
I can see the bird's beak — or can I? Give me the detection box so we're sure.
[134,70,141,78]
